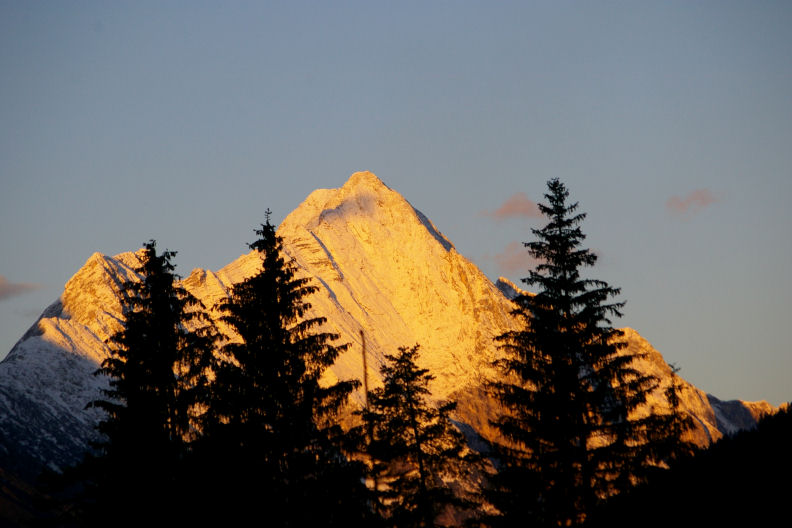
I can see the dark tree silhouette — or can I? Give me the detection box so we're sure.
[359,344,483,528]
[83,240,217,524]
[487,179,691,527]
[198,211,371,526]
[589,403,791,527]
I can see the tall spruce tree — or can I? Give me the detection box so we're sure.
[199,211,371,526]
[487,179,687,527]
[359,344,483,528]
[84,241,216,524]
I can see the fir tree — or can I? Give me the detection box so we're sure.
[198,211,371,526]
[360,344,483,528]
[487,179,689,527]
[83,240,217,524]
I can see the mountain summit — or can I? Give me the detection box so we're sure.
[185,170,505,400]
[0,172,774,479]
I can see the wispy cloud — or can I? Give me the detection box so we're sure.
[0,276,42,302]
[15,307,45,319]
[493,241,540,275]
[666,189,719,217]
[482,192,542,220]
[487,242,600,276]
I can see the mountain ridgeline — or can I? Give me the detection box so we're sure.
[0,171,774,484]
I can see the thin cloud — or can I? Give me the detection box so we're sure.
[493,241,540,275]
[666,189,719,217]
[15,307,45,319]
[0,276,42,302]
[482,192,542,220]
[488,242,600,276]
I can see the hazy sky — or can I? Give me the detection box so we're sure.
[1,1,790,405]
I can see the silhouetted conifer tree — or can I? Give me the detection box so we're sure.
[487,179,691,527]
[359,344,483,528]
[198,211,371,526]
[81,240,217,525]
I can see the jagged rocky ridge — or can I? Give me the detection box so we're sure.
[0,171,774,479]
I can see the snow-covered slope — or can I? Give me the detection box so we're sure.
[0,253,139,479]
[0,171,774,479]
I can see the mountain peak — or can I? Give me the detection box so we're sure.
[279,172,455,256]
[342,171,389,192]
[279,172,395,232]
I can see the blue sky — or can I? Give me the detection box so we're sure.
[1,1,790,405]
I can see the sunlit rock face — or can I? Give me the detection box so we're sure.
[276,171,515,399]
[0,171,774,478]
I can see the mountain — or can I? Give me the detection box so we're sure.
[0,171,774,481]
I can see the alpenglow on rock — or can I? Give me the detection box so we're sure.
[0,171,775,479]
